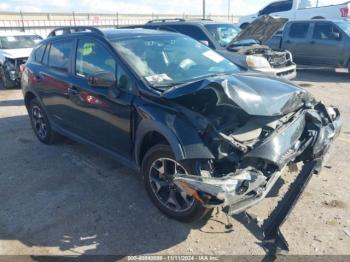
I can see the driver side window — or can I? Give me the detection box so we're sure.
[76,38,132,92]
[76,39,116,78]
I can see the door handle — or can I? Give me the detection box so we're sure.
[34,73,44,82]
[68,86,80,95]
[310,41,315,44]
[285,40,292,44]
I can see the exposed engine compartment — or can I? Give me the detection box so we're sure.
[163,74,342,215]
[229,44,293,69]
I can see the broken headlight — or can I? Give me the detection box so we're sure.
[246,55,271,69]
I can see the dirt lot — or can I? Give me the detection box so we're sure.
[0,69,349,258]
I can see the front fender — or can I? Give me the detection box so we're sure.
[134,102,214,167]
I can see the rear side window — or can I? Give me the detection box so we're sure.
[165,25,211,44]
[289,23,310,38]
[48,40,73,72]
[313,23,341,40]
[75,39,116,77]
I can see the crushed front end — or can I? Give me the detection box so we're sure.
[1,57,27,88]
[166,76,342,216]
[175,104,341,215]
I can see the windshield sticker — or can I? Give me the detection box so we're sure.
[6,36,16,42]
[202,50,224,63]
[146,74,172,84]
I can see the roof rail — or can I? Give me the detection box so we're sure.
[147,18,185,23]
[48,26,104,37]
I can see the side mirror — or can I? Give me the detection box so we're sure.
[88,71,116,88]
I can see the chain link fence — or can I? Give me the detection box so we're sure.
[0,11,240,37]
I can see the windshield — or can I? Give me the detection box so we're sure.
[112,35,239,89]
[336,22,350,37]
[205,24,241,47]
[229,38,258,47]
[0,35,42,49]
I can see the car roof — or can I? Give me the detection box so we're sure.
[146,19,236,26]
[43,27,181,43]
[103,28,179,39]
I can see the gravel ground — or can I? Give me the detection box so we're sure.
[0,68,349,258]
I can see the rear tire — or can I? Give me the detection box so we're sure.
[142,144,211,223]
[28,98,60,144]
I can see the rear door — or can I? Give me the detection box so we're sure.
[67,37,134,157]
[282,22,312,65]
[306,22,345,66]
[37,38,75,129]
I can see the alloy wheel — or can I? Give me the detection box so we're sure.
[149,158,194,212]
[31,105,48,139]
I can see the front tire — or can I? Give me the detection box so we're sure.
[28,98,60,144]
[142,144,211,223]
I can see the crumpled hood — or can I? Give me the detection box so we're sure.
[230,16,287,45]
[163,72,312,116]
[0,48,32,59]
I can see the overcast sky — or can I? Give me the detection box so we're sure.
[0,0,276,15]
[0,0,346,15]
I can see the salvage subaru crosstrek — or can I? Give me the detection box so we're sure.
[22,26,341,223]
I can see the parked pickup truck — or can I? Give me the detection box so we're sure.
[239,0,350,29]
[267,20,350,72]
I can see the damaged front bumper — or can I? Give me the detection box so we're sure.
[257,63,297,80]
[174,104,342,215]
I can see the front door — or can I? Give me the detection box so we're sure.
[68,38,134,157]
[307,22,345,66]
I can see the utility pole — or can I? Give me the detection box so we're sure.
[228,0,231,21]
[202,0,206,19]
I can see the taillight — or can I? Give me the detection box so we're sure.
[19,64,26,73]
[340,7,349,17]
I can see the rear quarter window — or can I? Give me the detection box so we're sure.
[28,43,46,63]
[289,23,310,38]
